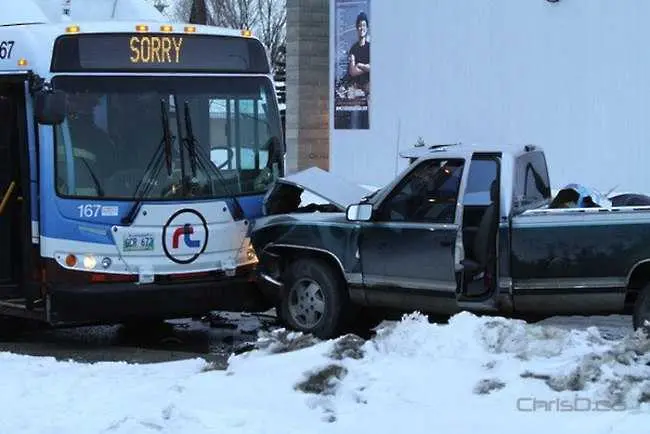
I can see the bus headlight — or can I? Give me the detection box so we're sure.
[83,255,97,270]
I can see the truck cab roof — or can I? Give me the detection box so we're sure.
[394,142,550,216]
[399,142,541,163]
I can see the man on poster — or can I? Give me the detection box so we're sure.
[333,4,370,129]
[347,12,370,97]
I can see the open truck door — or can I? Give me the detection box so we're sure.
[455,154,502,310]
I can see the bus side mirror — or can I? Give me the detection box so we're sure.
[35,90,67,125]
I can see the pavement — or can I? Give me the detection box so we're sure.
[0,311,279,367]
[0,312,634,367]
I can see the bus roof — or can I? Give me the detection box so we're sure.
[0,2,268,78]
[2,0,166,26]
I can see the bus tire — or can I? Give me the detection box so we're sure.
[280,257,349,340]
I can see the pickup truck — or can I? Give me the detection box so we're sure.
[250,144,650,339]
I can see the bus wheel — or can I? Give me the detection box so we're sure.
[280,257,349,340]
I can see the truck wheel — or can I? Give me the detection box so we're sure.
[280,257,349,340]
[633,283,650,335]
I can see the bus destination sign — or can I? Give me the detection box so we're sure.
[129,35,184,65]
[50,33,270,73]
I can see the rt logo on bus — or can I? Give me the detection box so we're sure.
[172,224,200,249]
[162,209,209,264]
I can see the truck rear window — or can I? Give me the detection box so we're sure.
[513,151,551,207]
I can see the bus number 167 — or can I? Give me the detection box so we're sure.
[0,41,15,59]
[78,204,101,218]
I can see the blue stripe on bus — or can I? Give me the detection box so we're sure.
[42,199,125,245]
[39,195,267,245]
[226,194,265,220]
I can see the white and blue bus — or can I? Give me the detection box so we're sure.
[0,2,285,326]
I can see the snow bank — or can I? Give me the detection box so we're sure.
[2,312,650,433]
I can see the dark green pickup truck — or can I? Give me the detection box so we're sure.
[250,144,650,338]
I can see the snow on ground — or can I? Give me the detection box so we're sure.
[2,312,650,433]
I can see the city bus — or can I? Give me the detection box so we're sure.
[0,2,285,328]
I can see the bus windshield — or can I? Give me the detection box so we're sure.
[52,75,283,200]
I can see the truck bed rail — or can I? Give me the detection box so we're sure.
[520,205,650,216]
[513,205,650,228]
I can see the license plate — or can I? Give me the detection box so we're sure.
[123,233,154,251]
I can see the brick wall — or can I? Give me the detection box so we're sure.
[285,0,330,174]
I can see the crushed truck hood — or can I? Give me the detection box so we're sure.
[270,166,377,211]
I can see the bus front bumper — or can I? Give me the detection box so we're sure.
[46,267,272,325]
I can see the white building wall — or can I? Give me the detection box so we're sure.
[330,0,650,194]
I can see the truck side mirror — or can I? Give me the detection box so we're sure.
[346,203,373,221]
[34,89,67,125]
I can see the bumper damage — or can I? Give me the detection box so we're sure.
[46,265,272,325]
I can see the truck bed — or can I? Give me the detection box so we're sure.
[510,204,650,287]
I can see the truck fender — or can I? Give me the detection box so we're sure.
[625,259,650,305]
[263,243,352,291]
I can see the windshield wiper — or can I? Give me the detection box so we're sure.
[162,99,174,176]
[121,98,174,225]
[183,101,197,178]
[79,157,105,197]
[180,99,245,220]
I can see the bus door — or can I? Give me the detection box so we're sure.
[0,73,32,297]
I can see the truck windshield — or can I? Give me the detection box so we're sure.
[52,75,282,200]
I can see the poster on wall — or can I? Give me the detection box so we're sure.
[333,0,370,130]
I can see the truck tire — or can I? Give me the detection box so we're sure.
[279,257,349,340]
[633,283,650,335]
